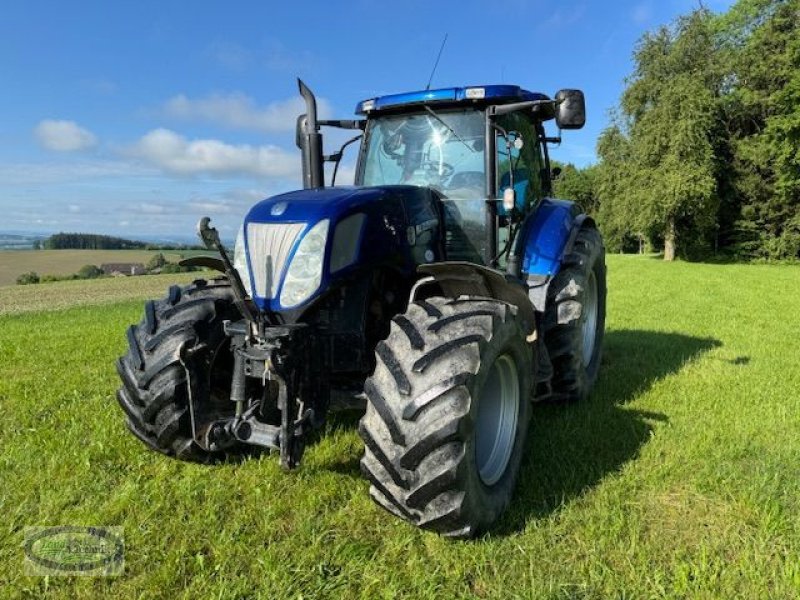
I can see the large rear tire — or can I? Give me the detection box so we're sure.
[543,226,607,401]
[359,297,534,538]
[115,278,244,462]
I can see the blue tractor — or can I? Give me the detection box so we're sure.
[117,80,606,537]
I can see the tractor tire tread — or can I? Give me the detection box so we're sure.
[115,278,240,462]
[360,296,533,538]
[542,227,607,402]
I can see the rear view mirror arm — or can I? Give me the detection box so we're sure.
[489,99,556,117]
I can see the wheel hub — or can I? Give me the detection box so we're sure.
[475,354,520,486]
[582,270,599,367]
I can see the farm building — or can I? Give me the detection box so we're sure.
[101,263,145,276]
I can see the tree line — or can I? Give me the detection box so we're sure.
[37,232,204,251]
[41,233,148,250]
[554,0,799,261]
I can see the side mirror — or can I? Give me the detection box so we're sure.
[555,89,586,130]
[551,166,562,180]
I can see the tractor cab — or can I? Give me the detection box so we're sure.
[354,85,553,204]
[298,82,586,267]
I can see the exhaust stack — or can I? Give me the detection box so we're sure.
[296,79,324,189]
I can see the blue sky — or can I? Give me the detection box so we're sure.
[0,0,735,239]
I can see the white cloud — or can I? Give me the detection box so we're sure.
[34,119,97,152]
[225,188,267,203]
[68,204,81,213]
[138,202,174,214]
[188,201,234,214]
[0,160,151,184]
[128,128,298,178]
[162,92,330,133]
[188,188,267,215]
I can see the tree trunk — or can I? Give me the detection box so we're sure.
[664,217,676,261]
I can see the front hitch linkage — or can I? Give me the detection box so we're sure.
[196,216,256,323]
[181,219,318,469]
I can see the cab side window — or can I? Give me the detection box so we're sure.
[495,112,544,210]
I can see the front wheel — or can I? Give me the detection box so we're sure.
[359,297,534,538]
[115,279,245,462]
[543,226,607,401]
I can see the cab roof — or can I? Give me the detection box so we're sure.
[355,84,549,115]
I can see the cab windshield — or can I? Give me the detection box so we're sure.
[359,109,488,263]
[359,108,485,194]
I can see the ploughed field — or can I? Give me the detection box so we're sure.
[0,249,211,286]
[0,256,798,598]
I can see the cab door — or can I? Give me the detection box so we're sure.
[495,111,545,212]
[494,112,545,267]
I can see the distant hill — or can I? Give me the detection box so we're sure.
[0,231,228,251]
[0,233,47,250]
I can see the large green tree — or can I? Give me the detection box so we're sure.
[620,10,720,260]
[553,162,599,215]
[594,124,639,253]
[592,0,799,261]
[717,0,800,258]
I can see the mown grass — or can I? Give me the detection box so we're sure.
[0,256,798,598]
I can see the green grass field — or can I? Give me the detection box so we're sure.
[1,256,798,598]
[0,249,211,286]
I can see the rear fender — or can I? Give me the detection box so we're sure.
[412,262,536,335]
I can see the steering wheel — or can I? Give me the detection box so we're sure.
[419,160,455,180]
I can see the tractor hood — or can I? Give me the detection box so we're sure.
[245,186,388,224]
[237,185,442,314]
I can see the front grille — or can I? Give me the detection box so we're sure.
[246,222,306,298]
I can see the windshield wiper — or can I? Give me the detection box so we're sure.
[424,106,476,153]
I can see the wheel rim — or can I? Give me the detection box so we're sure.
[582,270,599,367]
[475,354,520,486]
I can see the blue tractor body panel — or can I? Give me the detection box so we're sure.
[356,84,549,114]
[242,187,583,311]
[242,185,442,312]
[518,198,581,277]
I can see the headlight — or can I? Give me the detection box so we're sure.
[280,219,329,307]
[233,225,253,297]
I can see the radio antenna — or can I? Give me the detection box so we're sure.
[425,33,448,90]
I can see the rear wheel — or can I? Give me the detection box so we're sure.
[543,226,607,401]
[115,279,245,462]
[359,297,534,538]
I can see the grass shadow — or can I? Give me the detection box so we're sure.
[494,329,721,536]
[325,410,363,431]
[307,411,364,476]
[324,455,362,477]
